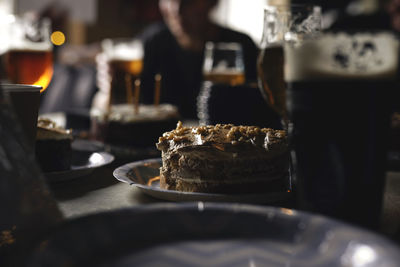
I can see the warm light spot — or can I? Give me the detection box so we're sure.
[37,66,53,93]
[51,31,66,46]
[147,176,160,186]
[280,208,294,216]
[0,226,16,247]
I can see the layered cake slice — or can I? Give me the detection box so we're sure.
[91,104,180,147]
[156,122,289,193]
[35,118,73,172]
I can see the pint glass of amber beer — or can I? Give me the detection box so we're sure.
[5,16,53,92]
[198,42,247,125]
[203,42,245,86]
[101,38,143,105]
[285,33,399,229]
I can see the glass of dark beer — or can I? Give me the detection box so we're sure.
[285,32,399,229]
[257,4,321,122]
[5,16,53,92]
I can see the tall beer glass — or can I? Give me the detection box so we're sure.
[203,42,245,86]
[257,5,321,121]
[5,16,53,92]
[101,38,143,105]
[198,42,247,125]
[285,33,399,229]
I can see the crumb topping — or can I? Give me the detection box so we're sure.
[0,226,16,247]
[37,118,72,140]
[157,121,287,151]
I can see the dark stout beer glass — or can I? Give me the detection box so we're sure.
[257,5,321,121]
[285,33,399,229]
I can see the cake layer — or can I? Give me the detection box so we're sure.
[37,118,72,140]
[35,118,73,172]
[157,123,287,155]
[91,104,180,147]
[156,123,289,193]
[160,151,288,182]
[91,118,179,147]
[35,139,72,172]
[160,173,288,194]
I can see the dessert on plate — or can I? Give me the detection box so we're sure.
[35,118,73,172]
[90,104,180,148]
[156,122,289,193]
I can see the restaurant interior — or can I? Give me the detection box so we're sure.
[2,0,400,266]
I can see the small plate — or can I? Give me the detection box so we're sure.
[28,203,400,266]
[71,138,105,153]
[44,151,114,182]
[113,158,292,204]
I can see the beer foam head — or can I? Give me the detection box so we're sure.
[8,42,52,51]
[7,28,52,51]
[284,32,399,81]
[103,39,143,61]
[6,16,53,52]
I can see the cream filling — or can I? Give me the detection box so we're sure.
[36,128,72,140]
[169,173,286,184]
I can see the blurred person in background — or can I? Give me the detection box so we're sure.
[95,0,259,120]
[306,0,397,31]
[387,0,400,32]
